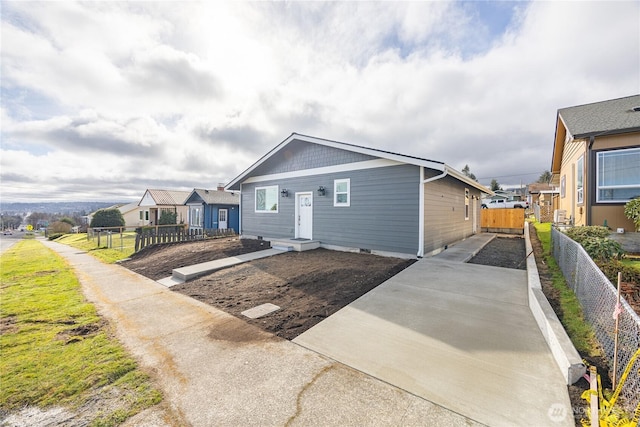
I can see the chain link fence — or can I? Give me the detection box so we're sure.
[552,227,640,412]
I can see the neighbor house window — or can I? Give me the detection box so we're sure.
[596,147,640,202]
[191,207,201,226]
[255,186,279,212]
[576,156,584,204]
[464,189,470,220]
[334,179,350,207]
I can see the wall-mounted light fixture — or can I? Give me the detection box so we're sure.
[317,186,326,196]
[280,189,289,198]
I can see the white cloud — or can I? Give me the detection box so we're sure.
[1,1,638,202]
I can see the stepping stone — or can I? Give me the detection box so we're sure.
[241,303,280,319]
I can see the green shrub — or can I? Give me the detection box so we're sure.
[47,232,66,241]
[597,259,640,284]
[90,209,125,228]
[158,210,177,225]
[624,197,640,231]
[565,226,610,242]
[580,237,625,261]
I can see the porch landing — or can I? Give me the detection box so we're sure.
[270,239,320,252]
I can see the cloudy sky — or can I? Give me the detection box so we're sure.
[1,1,638,203]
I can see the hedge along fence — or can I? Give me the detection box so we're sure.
[134,226,236,252]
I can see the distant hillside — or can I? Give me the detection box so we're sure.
[0,201,126,216]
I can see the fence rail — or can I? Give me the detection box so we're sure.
[552,227,640,412]
[134,226,236,252]
[87,226,237,252]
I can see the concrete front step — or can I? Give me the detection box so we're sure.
[270,239,320,252]
[171,248,285,283]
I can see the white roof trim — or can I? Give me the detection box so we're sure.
[242,159,403,185]
[226,133,445,190]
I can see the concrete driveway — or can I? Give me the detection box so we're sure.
[294,257,573,426]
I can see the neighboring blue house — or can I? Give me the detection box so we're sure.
[226,133,492,258]
[184,188,240,234]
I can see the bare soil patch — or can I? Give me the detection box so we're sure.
[120,237,270,280]
[468,236,527,270]
[173,249,415,340]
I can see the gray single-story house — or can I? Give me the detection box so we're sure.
[226,133,492,258]
[184,188,240,233]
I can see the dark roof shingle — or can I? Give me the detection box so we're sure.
[559,94,640,138]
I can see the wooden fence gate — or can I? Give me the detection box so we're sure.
[480,208,525,234]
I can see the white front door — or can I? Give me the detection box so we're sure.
[295,192,313,239]
[218,209,228,229]
[472,198,477,234]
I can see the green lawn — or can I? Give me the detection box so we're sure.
[55,232,135,263]
[0,240,161,426]
[532,222,601,356]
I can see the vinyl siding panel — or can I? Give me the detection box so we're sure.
[251,139,376,176]
[423,175,480,254]
[241,164,421,255]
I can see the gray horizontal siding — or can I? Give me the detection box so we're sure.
[241,164,421,255]
[251,139,376,176]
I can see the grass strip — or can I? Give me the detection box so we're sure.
[533,222,601,356]
[54,233,135,263]
[0,240,161,425]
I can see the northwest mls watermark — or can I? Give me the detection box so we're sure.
[547,403,588,423]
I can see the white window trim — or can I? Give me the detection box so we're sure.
[334,179,350,207]
[576,155,584,205]
[464,188,470,220]
[255,185,279,213]
[596,147,640,203]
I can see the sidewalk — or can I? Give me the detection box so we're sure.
[41,240,481,426]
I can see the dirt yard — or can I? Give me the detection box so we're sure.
[122,236,529,341]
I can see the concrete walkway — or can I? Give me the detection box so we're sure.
[294,238,573,426]
[40,240,481,427]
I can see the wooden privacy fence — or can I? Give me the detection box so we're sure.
[480,208,525,234]
[134,226,236,252]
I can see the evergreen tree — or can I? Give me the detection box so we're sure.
[90,209,125,227]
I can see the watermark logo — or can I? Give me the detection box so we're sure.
[547,403,568,423]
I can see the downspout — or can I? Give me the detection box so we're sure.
[238,183,243,235]
[418,168,448,258]
[586,136,595,226]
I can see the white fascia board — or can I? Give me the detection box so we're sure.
[226,133,445,190]
[444,165,494,195]
[242,159,403,184]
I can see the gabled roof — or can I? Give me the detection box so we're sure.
[140,189,190,206]
[186,188,239,205]
[551,95,640,180]
[558,94,640,138]
[226,133,490,194]
[117,202,140,214]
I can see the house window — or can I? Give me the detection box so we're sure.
[576,156,584,204]
[334,179,350,207]
[596,147,640,202]
[464,189,470,220]
[560,175,566,198]
[255,186,279,212]
[145,211,149,221]
[139,211,143,220]
[191,207,201,226]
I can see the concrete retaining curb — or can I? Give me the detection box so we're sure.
[524,221,586,385]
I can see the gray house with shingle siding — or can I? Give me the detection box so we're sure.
[227,133,491,258]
